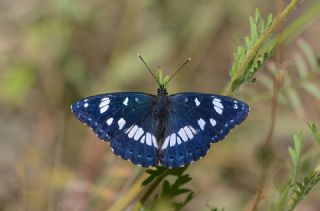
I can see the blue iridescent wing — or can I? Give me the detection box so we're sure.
[71,93,159,167]
[160,93,249,168]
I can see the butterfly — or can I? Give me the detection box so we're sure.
[71,55,249,168]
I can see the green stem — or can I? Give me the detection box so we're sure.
[141,169,169,203]
[133,169,170,210]
[223,0,302,96]
[108,172,148,211]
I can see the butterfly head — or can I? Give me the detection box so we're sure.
[157,84,168,96]
[138,54,191,96]
[156,67,169,96]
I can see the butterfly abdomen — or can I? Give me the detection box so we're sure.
[153,95,170,148]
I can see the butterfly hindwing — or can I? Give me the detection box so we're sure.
[160,93,249,168]
[71,92,159,167]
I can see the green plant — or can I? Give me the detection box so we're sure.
[139,166,194,210]
[226,9,274,94]
[108,1,308,210]
[273,123,320,211]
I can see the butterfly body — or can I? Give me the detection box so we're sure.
[71,84,249,168]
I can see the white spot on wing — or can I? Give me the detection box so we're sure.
[210,118,217,126]
[212,99,223,114]
[140,135,145,144]
[146,133,152,146]
[99,100,109,108]
[178,128,188,141]
[100,105,109,113]
[106,118,113,126]
[118,118,126,130]
[134,127,144,140]
[170,133,177,147]
[99,97,110,113]
[102,97,110,102]
[162,136,170,149]
[194,98,200,106]
[123,97,129,106]
[233,101,238,109]
[128,125,138,138]
[177,137,182,145]
[184,126,194,139]
[214,106,223,115]
[84,103,89,108]
[212,99,223,109]
[189,126,197,134]
[213,98,221,102]
[125,125,133,133]
[198,118,206,130]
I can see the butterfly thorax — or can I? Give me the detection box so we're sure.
[153,89,170,147]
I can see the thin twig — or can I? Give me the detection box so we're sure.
[140,169,169,203]
[251,0,285,209]
[47,113,65,211]
[133,169,170,211]
[251,71,281,211]
[108,172,149,211]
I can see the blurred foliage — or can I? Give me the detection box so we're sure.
[253,40,320,115]
[0,61,36,105]
[272,123,320,211]
[1,0,320,210]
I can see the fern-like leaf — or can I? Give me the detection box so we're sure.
[228,9,275,94]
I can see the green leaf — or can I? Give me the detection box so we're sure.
[297,40,319,72]
[146,166,194,210]
[308,123,320,146]
[161,180,171,196]
[294,53,308,79]
[285,87,302,110]
[302,82,320,99]
[289,133,302,183]
[276,182,290,211]
[289,171,320,210]
[228,8,275,93]
[142,166,168,186]
[0,62,36,106]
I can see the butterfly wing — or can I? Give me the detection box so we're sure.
[71,93,159,167]
[160,93,249,168]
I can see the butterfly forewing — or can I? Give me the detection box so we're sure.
[159,93,249,168]
[71,92,159,167]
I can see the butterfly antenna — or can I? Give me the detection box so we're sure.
[166,58,191,84]
[138,53,160,86]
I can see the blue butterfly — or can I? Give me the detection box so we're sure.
[71,55,249,168]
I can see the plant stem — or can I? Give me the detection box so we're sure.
[251,0,286,209]
[251,69,281,211]
[223,0,302,96]
[133,169,170,210]
[108,172,148,211]
[109,168,170,211]
[141,169,169,203]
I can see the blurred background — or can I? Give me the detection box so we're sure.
[0,0,319,210]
